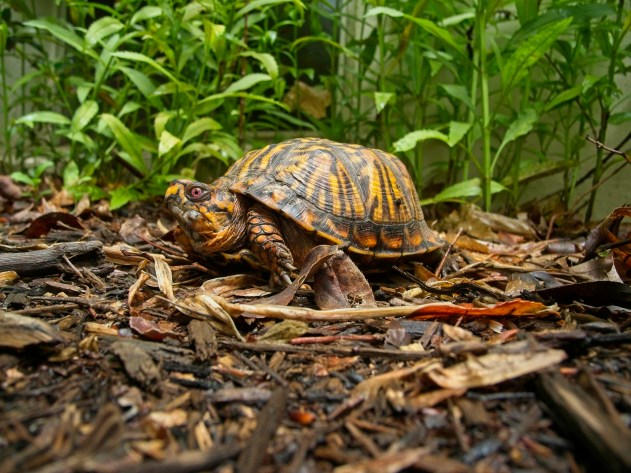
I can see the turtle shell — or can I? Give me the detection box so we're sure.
[226,137,442,259]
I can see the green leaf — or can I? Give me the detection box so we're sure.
[63,161,80,187]
[515,0,539,25]
[366,7,461,51]
[16,111,71,128]
[0,22,8,53]
[236,0,305,19]
[24,18,97,59]
[151,82,195,96]
[71,100,98,131]
[493,109,538,168]
[195,92,288,115]
[85,16,123,45]
[448,121,472,147]
[374,92,394,114]
[502,17,572,92]
[10,171,34,186]
[393,129,449,153]
[131,6,162,24]
[112,51,180,85]
[421,178,506,204]
[154,111,175,139]
[509,4,615,46]
[501,160,569,187]
[109,186,140,210]
[440,84,473,110]
[365,6,403,18]
[544,86,582,111]
[182,118,222,144]
[224,73,271,93]
[610,111,631,125]
[240,51,279,79]
[118,66,156,98]
[119,101,141,117]
[159,130,181,156]
[100,113,148,175]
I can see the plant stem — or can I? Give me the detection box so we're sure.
[477,2,492,210]
[0,37,10,172]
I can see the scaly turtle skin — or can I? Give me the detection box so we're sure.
[165,137,443,285]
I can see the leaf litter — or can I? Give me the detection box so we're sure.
[0,186,630,473]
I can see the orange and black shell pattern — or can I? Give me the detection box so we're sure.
[226,137,442,259]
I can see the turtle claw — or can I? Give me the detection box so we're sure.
[281,272,293,287]
[282,262,298,272]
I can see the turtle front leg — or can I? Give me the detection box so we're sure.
[247,204,297,286]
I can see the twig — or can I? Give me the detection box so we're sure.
[435,227,462,277]
[586,135,631,163]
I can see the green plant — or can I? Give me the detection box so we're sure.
[10,158,53,193]
[3,0,308,208]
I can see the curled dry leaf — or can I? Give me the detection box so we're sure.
[129,316,179,341]
[176,294,245,341]
[427,341,566,390]
[314,251,376,309]
[256,244,340,307]
[152,255,174,301]
[103,244,146,266]
[442,323,480,342]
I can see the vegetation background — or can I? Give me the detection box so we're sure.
[0,0,629,222]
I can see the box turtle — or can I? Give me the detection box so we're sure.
[165,137,443,285]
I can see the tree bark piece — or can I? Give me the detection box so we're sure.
[236,387,289,473]
[0,241,103,276]
[536,372,631,473]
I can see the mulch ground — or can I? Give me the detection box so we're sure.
[1,190,630,473]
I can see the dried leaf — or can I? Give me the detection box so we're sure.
[257,320,309,342]
[153,255,174,301]
[283,81,331,119]
[23,212,84,238]
[129,316,179,341]
[428,342,566,389]
[314,252,376,309]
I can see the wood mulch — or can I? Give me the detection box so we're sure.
[1,192,630,473]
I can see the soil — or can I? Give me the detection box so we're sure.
[1,193,630,473]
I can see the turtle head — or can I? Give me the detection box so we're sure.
[165,179,247,255]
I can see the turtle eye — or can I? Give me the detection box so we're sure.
[187,185,208,201]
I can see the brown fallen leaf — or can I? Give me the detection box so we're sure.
[427,341,566,390]
[22,211,84,238]
[314,252,376,309]
[129,316,180,341]
[283,80,331,119]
